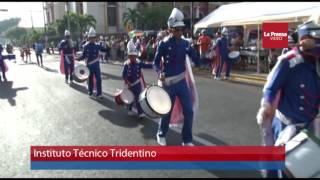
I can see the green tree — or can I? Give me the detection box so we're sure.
[5,27,28,44]
[123,8,142,30]
[0,18,21,34]
[28,29,44,43]
[140,5,171,30]
[78,14,96,37]
[55,13,96,39]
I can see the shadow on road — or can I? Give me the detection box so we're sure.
[69,82,116,110]
[69,80,262,178]
[41,65,59,73]
[0,81,28,106]
[18,62,38,65]
[101,72,123,81]
[196,133,229,146]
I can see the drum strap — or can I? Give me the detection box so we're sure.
[64,54,72,64]
[87,58,99,66]
[164,71,185,86]
[275,110,307,128]
[131,79,141,86]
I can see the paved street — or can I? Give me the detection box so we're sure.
[0,50,263,178]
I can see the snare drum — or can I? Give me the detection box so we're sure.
[139,85,172,119]
[228,51,240,63]
[284,130,320,178]
[114,89,134,105]
[74,64,90,83]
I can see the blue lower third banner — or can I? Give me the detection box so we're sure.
[31,161,285,170]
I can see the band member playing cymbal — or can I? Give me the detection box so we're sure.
[122,43,153,119]
[256,15,320,178]
[153,8,200,146]
[75,27,107,99]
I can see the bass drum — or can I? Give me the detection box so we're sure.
[284,130,320,178]
[139,85,172,119]
[74,64,89,83]
[228,51,240,63]
[114,88,134,106]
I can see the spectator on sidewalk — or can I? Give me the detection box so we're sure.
[212,31,221,76]
[119,39,125,61]
[105,37,111,62]
[98,36,106,63]
[197,29,212,70]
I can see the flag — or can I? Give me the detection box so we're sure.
[60,51,65,74]
[169,55,199,126]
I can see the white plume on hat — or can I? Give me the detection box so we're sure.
[167,8,185,28]
[88,27,96,37]
[65,30,71,36]
[221,27,228,35]
[127,43,138,56]
[288,35,295,44]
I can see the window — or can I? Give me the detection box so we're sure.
[107,2,117,27]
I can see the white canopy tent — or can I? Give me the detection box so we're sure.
[194,2,320,74]
[194,2,320,30]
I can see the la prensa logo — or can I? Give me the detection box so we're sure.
[262,22,288,48]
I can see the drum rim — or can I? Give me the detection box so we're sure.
[121,89,134,104]
[228,51,240,58]
[75,64,89,80]
[143,85,171,116]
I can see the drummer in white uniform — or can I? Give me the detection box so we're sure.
[122,43,153,119]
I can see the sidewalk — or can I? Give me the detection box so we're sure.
[192,69,267,86]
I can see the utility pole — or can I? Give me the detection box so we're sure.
[191,2,193,36]
[104,2,107,34]
[66,2,71,31]
[30,11,34,29]
[42,2,49,53]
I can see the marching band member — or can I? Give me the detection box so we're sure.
[122,44,153,119]
[213,27,231,80]
[0,44,15,83]
[76,27,107,99]
[256,16,320,178]
[0,44,8,82]
[153,8,200,146]
[59,30,76,84]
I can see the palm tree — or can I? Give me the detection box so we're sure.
[123,8,141,30]
[79,14,96,37]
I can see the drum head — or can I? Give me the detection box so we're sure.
[146,86,171,115]
[228,51,240,59]
[121,89,134,104]
[75,65,89,81]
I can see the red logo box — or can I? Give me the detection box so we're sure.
[262,22,288,48]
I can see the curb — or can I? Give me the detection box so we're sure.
[106,61,267,87]
[192,68,266,87]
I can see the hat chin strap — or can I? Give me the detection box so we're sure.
[316,58,320,78]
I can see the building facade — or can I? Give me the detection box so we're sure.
[44,2,229,35]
